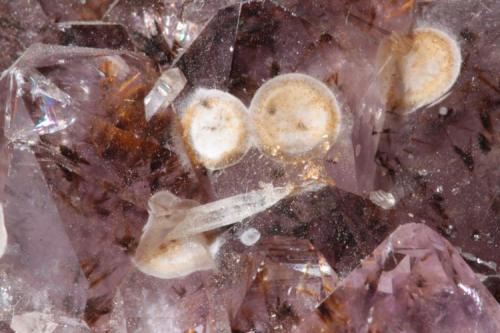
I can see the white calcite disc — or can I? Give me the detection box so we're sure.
[378,26,462,113]
[181,88,250,170]
[250,73,341,159]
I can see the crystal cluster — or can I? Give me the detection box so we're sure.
[0,0,499,332]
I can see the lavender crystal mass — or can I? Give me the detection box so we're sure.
[0,0,499,332]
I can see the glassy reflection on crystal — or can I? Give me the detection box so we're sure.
[144,67,187,121]
[1,68,75,143]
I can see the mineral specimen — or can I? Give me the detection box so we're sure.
[0,0,499,332]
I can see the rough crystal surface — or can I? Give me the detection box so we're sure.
[232,236,338,333]
[296,223,500,333]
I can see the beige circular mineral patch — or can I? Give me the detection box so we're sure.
[181,89,250,170]
[378,27,462,113]
[250,73,341,159]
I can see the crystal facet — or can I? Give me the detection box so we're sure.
[296,223,500,332]
[144,68,187,121]
[233,237,338,333]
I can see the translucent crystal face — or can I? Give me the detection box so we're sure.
[250,73,341,159]
[181,89,250,170]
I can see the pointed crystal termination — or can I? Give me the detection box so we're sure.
[175,3,241,88]
[233,236,338,333]
[295,223,500,333]
[144,68,187,121]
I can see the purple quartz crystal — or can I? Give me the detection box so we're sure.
[295,223,500,333]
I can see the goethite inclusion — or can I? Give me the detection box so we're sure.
[0,1,499,332]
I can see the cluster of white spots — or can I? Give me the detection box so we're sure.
[378,26,462,114]
[250,73,341,159]
[182,88,250,170]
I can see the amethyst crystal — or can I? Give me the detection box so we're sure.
[0,0,499,332]
[295,223,500,333]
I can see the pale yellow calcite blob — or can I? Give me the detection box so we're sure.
[378,27,462,113]
[250,73,341,159]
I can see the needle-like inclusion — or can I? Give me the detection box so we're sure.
[181,88,250,170]
[250,73,341,159]
[377,26,462,113]
[133,185,296,279]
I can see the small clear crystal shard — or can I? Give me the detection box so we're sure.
[1,68,74,143]
[369,190,396,209]
[144,67,187,121]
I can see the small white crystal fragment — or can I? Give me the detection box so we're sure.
[439,106,449,116]
[0,204,6,259]
[369,190,396,210]
[144,67,187,121]
[7,69,75,142]
[240,228,261,246]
